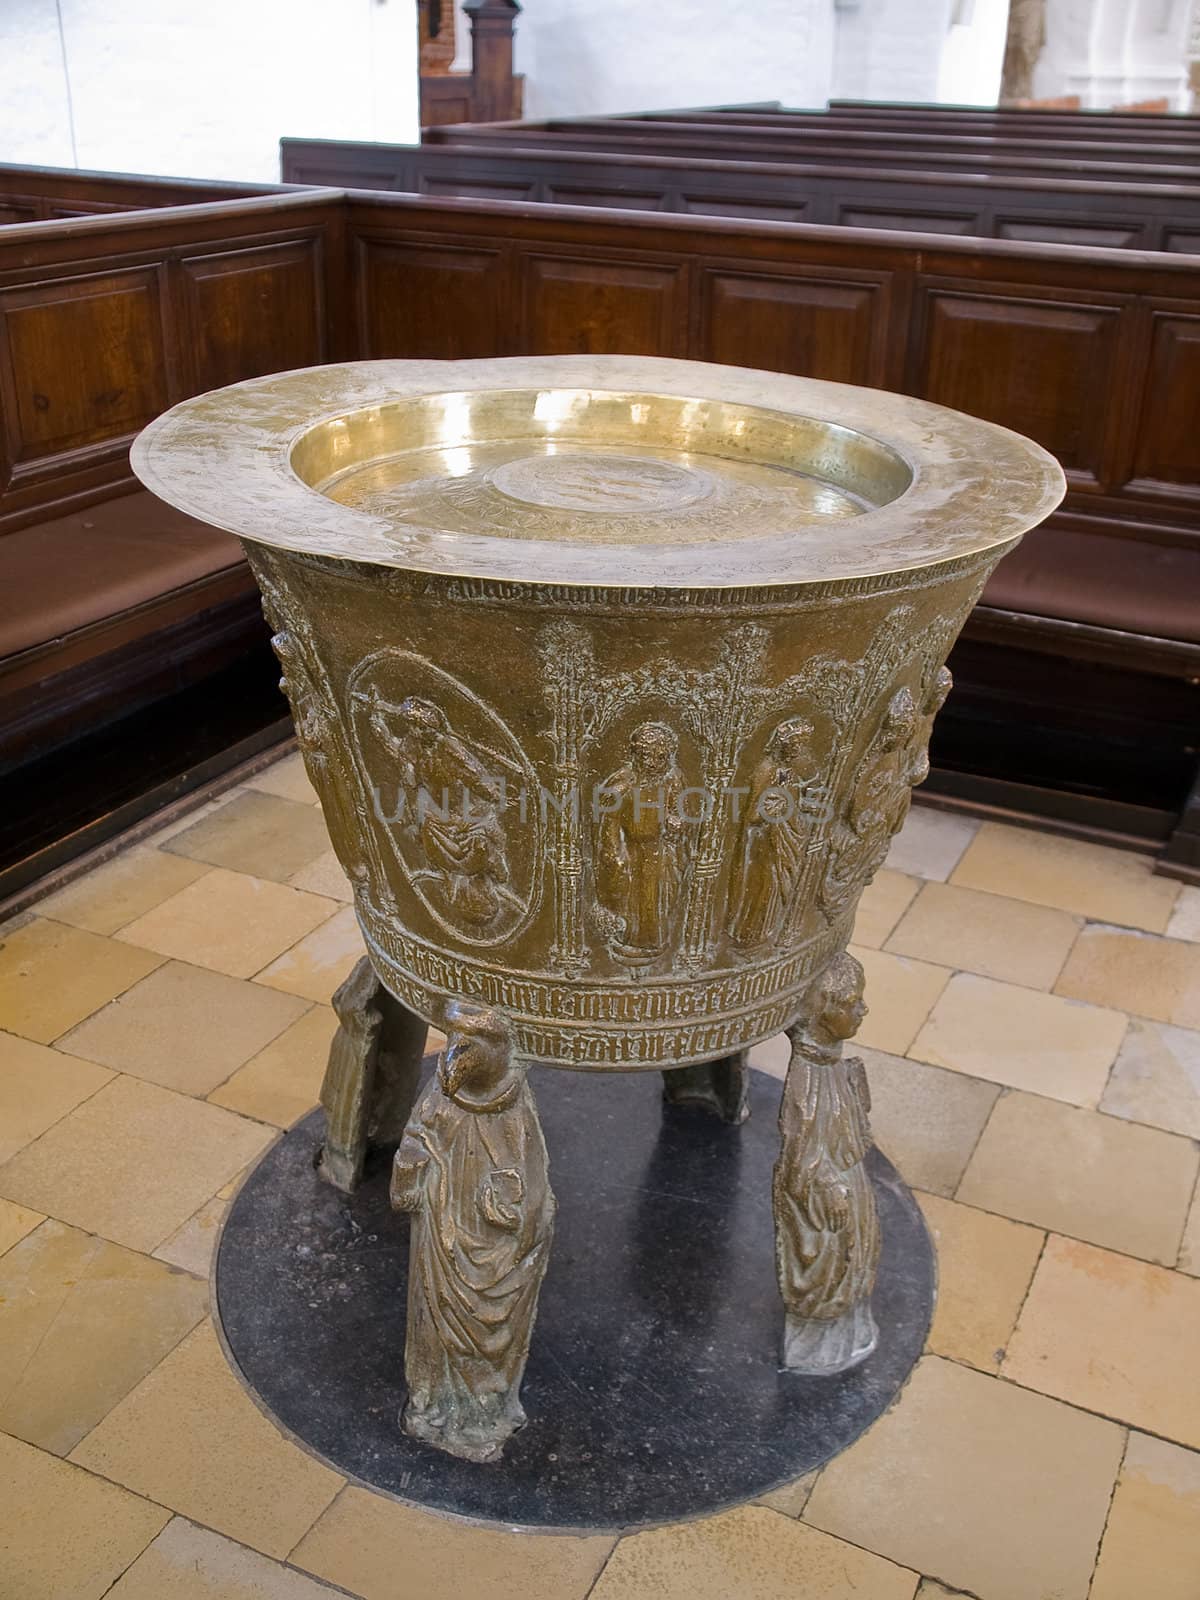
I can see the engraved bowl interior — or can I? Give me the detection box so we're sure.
[289,388,915,547]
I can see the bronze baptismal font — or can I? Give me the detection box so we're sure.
[134,355,1063,1470]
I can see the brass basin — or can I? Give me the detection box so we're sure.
[133,356,1064,1068]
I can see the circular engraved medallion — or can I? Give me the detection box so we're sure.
[488,451,714,515]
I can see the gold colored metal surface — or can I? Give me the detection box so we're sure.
[132,356,1065,1071]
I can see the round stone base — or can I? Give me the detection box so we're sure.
[214,1063,934,1533]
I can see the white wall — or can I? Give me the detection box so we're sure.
[0,0,420,184]
[499,0,837,120]
[1035,0,1195,108]
[938,0,1011,104]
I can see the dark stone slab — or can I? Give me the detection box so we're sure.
[215,1061,934,1532]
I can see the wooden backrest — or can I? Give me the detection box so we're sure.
[342,190,1200,554]
[281,136,1200,253]
[0,191,344,534]
[0,164,280,225]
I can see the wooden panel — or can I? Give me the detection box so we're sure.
[1163,228,1200,253]
[837,206,977,235]
[0,266,169,486]
[680,194,810,222]
[0,202,38,225]
[178,238,325,394]
[910,287,1125,486]
[544,185,668,211]
[419,176,539,201]
[1127,310,1200,498]
[699,268,889,385]
[519,252,684,355]
[355,236,508,359]
[996,217,1144,248]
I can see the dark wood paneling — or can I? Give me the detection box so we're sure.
[909,286,1127,488]
[699,266,891,385]
[179,237,326,393]
[836,205,976,234]
[1127,309,1200,500]
[519,252,686,355]
[355,235,509,358]
[0,266,171,490]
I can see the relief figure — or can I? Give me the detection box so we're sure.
[727,716,824,949]
[819,686,918,924]
[775,952,879,1374]
[366,691,515,928]
[593,721,689,961]
[390,1004,555,1463]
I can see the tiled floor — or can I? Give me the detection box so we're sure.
[2,750,1199,1600]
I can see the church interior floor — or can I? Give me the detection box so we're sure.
[2,747,1199,1600]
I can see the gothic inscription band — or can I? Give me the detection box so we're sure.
[135,355,1064,1461]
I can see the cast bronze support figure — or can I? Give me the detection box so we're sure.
[774,953,880,1375]
[318,956,428,1193]
[390,1004,555,1464]
[662,1051,751,1124]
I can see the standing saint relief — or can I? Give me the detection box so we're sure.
[593,721,691,964]
[726,716,825,951]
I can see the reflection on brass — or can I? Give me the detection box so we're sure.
[318,956,428,1193]
[133,354,1064,1456]
[390,1004,555,1463]
[775,953,880,1374]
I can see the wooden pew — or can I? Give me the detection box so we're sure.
[422,118,1200,183]
[0,185,346,896]
[281,136,1200,251]
[0,163,277,224]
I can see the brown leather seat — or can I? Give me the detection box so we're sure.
[981,522,1200,646]
[0,491,248,663]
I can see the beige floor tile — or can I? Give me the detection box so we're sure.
[957,1091,1198,1264]
[244,751,320,807]
[163,790,330,883]
[71,1320,342,1559]
[851,870,920,949]
[255,906,364,1003]
[209,1005,337,1128]
[1005,1235,1200,1447]
[153,1194,229,1278]
[0,1031,113,1162]
[951,821,1179,931]
[755,1470,818,1517]
[1056,923,1200,1028]
[885,881,1080,989]
[0,1219,207,1454]
[1101,1017,1200,1139]
[803,1355,1124,1600]
[115,869,337,981]
[288,850,354,903]
[914,1584,973,1600]
[0,1431,168,1600]
[1090,1432,1200,1600]
[885,805,979,882]
[1166,883,1200,943]
[862,1047,1000,1197]
[0,1195,43,1257]
[909,973,1126,1106]
[108,1517,345,1599]
[38,848,211,937]
[0,918,163,1044]
[916,1192,1044,1372]
[57,961,309,1097]
[849,946,951,1055]
[291,1484,613,1600]
[589,1506,918,1600]
[1179,1183,1200,1275]
[0,1075,273,1253]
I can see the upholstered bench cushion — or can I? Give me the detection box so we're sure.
[0,492,246,662]
[982,524,1200,646]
